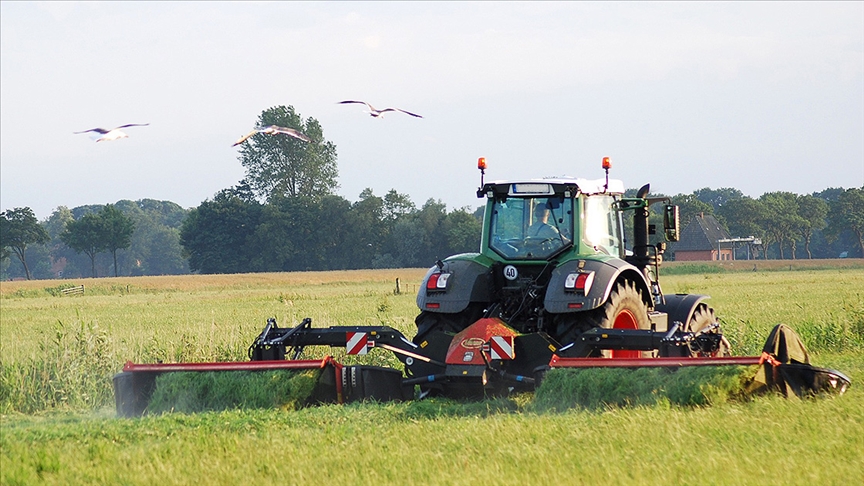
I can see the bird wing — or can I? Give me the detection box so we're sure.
[113,123,150,130]
[393,108,423,118]
[338,100,376,111]
[269,126,312,142]
[73,128,110,134]
[232,129,260,146]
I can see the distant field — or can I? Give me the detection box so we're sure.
[663,257,864,274]
[1,264,862,484]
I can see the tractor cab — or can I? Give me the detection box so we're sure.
[479,177,626,262]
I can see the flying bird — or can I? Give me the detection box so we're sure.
[337,100,423,118]
[73,123,149,142]
[232,125,312,146]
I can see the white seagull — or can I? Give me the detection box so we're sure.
[233,125,312,146]
[338,100,423,118]
[74,123,149,142]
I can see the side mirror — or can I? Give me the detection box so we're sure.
[664,205,680,242]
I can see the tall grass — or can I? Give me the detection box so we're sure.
[0,318,116,414]
[1,268,861,415]
[665,269,864,355]
[1,268,863,485]
[0,270,422,414]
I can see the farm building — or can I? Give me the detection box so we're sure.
[671,213,734,261]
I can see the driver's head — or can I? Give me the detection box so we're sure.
[534,203,550,222]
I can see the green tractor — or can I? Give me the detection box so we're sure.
[414,157,728,365]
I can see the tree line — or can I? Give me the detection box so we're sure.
[662,187,864,260]
[1,200,189,280]
[2,104,863,279]
[4,184,861,280]
[178,184,481,274]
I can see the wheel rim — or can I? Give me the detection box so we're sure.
[611,309,640,358]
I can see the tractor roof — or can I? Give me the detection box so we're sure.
[481,177,625,197]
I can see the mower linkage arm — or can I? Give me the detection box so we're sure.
[250,318,443,365]
[557,323,722,357]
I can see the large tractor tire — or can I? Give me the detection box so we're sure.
[594,281,653,358]
[555,281,652,357]
[412,304,485,398]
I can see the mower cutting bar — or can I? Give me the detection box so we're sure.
[549,355,765,368]
[122,358,330,373]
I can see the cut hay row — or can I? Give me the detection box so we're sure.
[146,369,321,414]
[534,366,759,411]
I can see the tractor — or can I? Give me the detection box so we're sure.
[405,156,727,396]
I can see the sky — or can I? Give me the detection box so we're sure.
[2,2,862,220]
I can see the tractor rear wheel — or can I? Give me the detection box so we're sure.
[553,281,652,357]
[597,281,652,358]
[412,304,485,398]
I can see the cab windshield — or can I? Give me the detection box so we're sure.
[489,196,573,259]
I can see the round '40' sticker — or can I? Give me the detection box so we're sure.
[503,265,518,281]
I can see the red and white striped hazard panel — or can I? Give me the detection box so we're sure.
[346,332,369,355]
[489,336,514,360]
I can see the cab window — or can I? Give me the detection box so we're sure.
[583,195,622,257]
[489,196,572,259]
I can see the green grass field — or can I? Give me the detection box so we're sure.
[2,264,863,484]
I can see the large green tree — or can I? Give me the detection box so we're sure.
[113,199,189,276]
[827,187,864,258]
[759,192,802,259]
[0,207,50,280]
[383,189,416,223]
[352,189,388,265]
[43,206,85,278]
[61,212,105,277]
[442,208,482,255]
[238,105,338,202]
[180,188,263,274]
[795,194,828,259]
[99,204,135,277]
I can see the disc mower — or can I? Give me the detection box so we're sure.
[113,157,851,416]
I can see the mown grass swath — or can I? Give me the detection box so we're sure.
[533,365,759,411]
[146,369,321,413]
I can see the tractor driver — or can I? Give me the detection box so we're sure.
[528,202,561,241]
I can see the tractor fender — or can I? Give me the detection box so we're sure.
[545,258,652,314]
[654,293,710,328]
[416,257,493,314]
